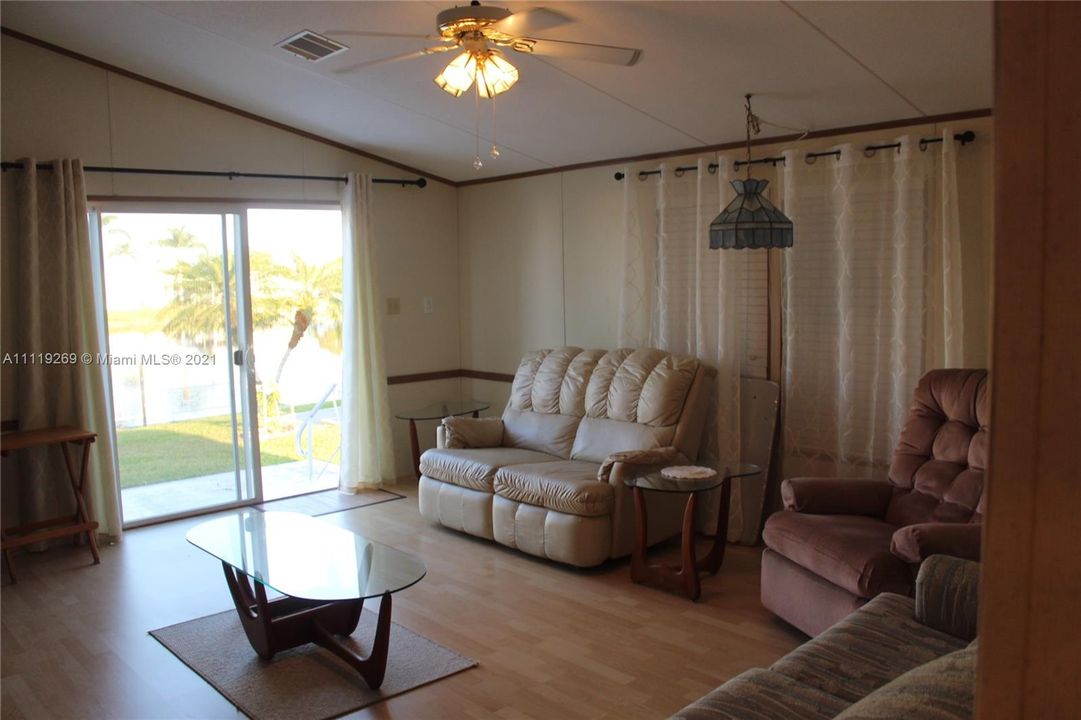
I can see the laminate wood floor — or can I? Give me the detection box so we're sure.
[0,479,804,720]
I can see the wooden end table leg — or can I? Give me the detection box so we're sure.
[2,533,16,584]
[61,440,101,564]
[408,419,421,481]
[630,486,649,582]
[681,492,702,601]
[699,479,731,575]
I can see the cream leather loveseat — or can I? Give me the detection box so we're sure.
[417,347,714,567]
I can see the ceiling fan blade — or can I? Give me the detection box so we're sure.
[488,7,571,38]
[513,38,642,66]
[323,30,443,41]
[333,45,456,74]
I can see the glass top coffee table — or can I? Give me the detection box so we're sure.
[395,399,491,480]
[188,510,426,688]
[625,464,761,601]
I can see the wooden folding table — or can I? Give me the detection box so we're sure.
[0,426,100,582]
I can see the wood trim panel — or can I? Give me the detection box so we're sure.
[457,108,993,187]
[976,3,1081,719]
[385,369,514,385]
[459,369,516,383]
[386,370,462,386]
[0,27,455,187]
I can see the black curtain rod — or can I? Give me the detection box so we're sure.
[0,162,428,188]
[613,130,976,181]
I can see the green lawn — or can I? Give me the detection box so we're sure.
[116,411,340,488]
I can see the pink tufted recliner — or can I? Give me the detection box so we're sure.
[761,369,989,636]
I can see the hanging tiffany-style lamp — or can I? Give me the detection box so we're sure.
[709,95,794,249]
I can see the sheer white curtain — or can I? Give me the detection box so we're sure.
[779,130,964,479]
[619,157,752,541]
[339,173,396,491]
[11,159,122,539]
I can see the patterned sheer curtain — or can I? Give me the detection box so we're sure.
[619,156,753,541]
[779,130,964,479]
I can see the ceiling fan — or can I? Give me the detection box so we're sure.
[327,1,642,98]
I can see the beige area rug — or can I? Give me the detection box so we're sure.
[254,488,404,516]
[151,609,476,720]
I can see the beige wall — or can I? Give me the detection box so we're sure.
[0,37,460,478]
[457,115,995,398]
[0,32,996,482]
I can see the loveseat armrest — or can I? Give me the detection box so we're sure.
[781,478,894,517]
[914,554,981,641]
[441,416,504,449]
[597,446,689,483]
[891,523,982,564]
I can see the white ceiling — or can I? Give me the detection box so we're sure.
[1,1,992,183]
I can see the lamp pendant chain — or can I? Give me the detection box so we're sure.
[744,93,757,180]
[490,92,500,158]
[473,81,482,171]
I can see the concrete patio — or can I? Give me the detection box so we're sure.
[121,460,339,524]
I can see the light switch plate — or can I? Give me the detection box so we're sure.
[423,297,434,314]
[386,297,401,315]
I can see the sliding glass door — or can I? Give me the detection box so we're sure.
[96,210,259,525]
[246,209,343,501]
[93,203,343,525]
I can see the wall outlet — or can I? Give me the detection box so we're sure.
[423,297,434,314]
[386,297,401,315]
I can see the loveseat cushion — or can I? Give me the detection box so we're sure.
[570,416,675,464]
[832,642,977,719]
[502,407,582,458]
[668,668,850,720]
[420,448,559,492]
[770,593,968,704]
[494,460,613,517]
[763,512,912,598]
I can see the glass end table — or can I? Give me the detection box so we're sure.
[187,510,426,688]
[395,399,490,480]
[624,464,761,601]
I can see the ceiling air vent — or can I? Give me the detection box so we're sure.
[276,30,348,62]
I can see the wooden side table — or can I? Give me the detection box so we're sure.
[625,464,761,601]
[0,426,101,582]
[394,400,490,480]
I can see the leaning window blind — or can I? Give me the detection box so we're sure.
[655,202,770,379]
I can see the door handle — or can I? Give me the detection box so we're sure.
[233,349,243,366]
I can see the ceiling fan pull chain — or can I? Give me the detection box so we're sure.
[473,80,483,170]
[490,92,501,158]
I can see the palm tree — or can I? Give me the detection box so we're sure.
[270,255,343,385]
[157,227,201,249]
[279,254,343,353]
[158,250,286,352]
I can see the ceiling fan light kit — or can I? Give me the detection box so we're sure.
[325,1,642,169]
[434,48,519,98]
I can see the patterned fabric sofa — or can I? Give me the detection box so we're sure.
[417,347,714,567]
[670,555,980,720]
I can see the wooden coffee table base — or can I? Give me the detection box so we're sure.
[222,563,392,688]
[630,480,731,601]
